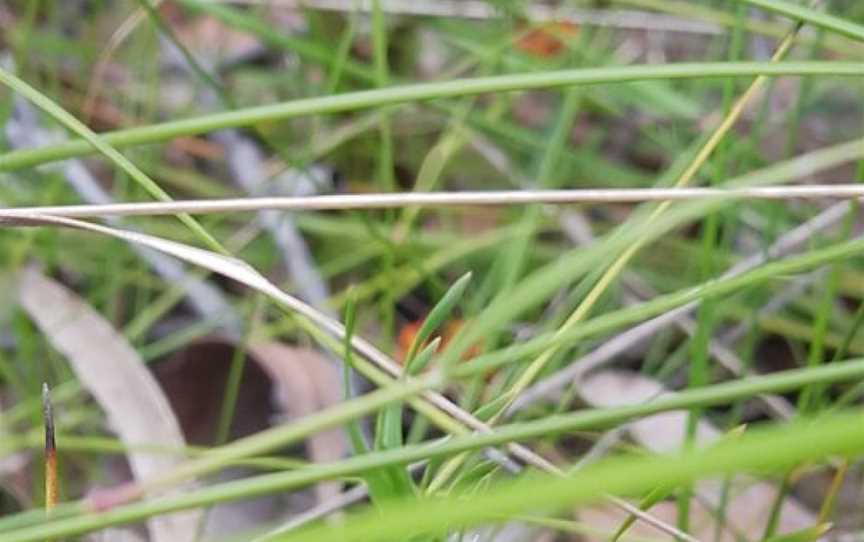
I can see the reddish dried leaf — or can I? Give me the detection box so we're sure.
[515,21,579,58]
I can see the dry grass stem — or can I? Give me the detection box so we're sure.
[1,185,863,218]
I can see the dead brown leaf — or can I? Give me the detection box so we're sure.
[153,338,346,535]
[247,343,347,505]
[155,340,273,445]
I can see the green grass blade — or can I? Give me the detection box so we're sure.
[405,338,442,377]
[740,0,864,42]
[1,62,862,171]
[763,523,832,542]
[0,67,227,254]
[342,296,369,456]
[342,297,408,505]
[405,272,472,367]
[611,486,674,542]
[0,67,226,254]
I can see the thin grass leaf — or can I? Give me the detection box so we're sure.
[0,66,225,254]
[371,401,417,500]
[816,461,848,524]
[341,296,407,506]
[1,62,862,171]
[371,397,416,502]
[405,272,472,366]
[739,0,864,42]
[341,296,369,455]
[611,486,673,542]
[405,338,442,377]
[762,523,832,542]
[471,395,512,422]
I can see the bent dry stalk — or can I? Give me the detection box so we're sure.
[2,184,864,218]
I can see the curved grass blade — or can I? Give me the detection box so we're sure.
[763,523,833,542]
[0,66,225,254]
[406,338,442,378]
[341,296,406,506]
[341,295,369,455]
[1,62,863,171]
[610,486,672,542]
[405,272,472,368]
[740,0,864,42]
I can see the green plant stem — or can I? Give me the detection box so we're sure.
[737,0,864,42]
[0,66,225,254]
[1,62,862,171]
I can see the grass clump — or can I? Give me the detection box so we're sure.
[1,1,864,541]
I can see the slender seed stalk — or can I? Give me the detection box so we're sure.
[43,383,58,512]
